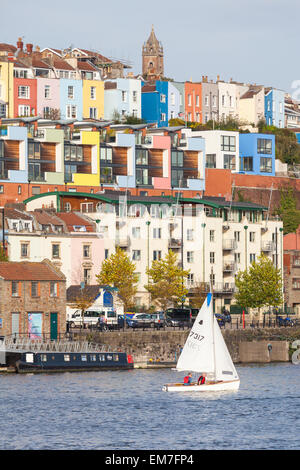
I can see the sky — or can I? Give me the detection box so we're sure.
[2,0,299,94]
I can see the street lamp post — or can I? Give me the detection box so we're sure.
[146,220,151,308]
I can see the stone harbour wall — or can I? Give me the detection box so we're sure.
[82,327,300,366]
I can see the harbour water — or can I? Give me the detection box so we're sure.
[0,363,299,450]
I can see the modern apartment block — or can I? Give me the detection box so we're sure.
[22,190,283,312]
[239,133,275,176]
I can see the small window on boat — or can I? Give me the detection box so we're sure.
[222,370,233,375]
[90,354,96,361]
[26,353,34,363]
[52,356,55,360]
[107,355,112,361]
[41,354,47,362]
[113,354,119,362]
[64,354,70,362]
[99,354,105,361]
[81,354,87,362]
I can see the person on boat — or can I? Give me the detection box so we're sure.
[197,373,206,385]
[183,373,193,385]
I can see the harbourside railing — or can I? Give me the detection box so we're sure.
[2,335,112,354]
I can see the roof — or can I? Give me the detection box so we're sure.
[66,285,100,302]
[0,260,65,281]
[142,85,157,93]
[5,208,32,221]
[0,43,17,53]
[53,59,75,71]
[77,60,98,71]
[31,210,65,229]
[240,87,263,100]
[54,212,95,232]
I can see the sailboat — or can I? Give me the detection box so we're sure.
[162,293,240,392]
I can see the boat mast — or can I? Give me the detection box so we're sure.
[210,266,217,381]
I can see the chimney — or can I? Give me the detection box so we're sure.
[217,75,220,82]
[206,76,208,82]
[17,37,23,50]
[26,43,33,54]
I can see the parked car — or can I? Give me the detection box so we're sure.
[127,313,154,329]
[165,308,192,327]
[150,312,165,329]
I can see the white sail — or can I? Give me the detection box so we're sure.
[176,293,215,374]
[213,317,239,381]
[176,293,239,383]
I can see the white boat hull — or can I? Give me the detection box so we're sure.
[162,379,240,392]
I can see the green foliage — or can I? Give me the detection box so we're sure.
[124,114,146,125]
[145,250,190,311]
[96,247,139,311]
[235,254,283,310]
[0,247,8,261]
[257,120,300,164]
[274,186,300,234]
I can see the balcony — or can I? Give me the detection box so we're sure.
[115,236,130,248]
[213,283,235,294]
[292,258,300,268]
[168,238,182,249]
[28,173,45,182]
[222,239,237,251]
[261,241,275,252]
[223,262,236,273]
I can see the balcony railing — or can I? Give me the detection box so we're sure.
[223,262,236,272]
[261,241,275,252]
[0,169,9,179]
[222,239,237,250]
[28,173,45,182]
[115,236,130,248]
[168,238,182,249]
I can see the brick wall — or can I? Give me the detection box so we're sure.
[0,278,66,337]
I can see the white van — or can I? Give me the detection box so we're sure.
[68,308,118,328]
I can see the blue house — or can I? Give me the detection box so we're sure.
[239,133,275,176]
[60,79,83,121]
[264,88,285,128]
[141,81,168,127]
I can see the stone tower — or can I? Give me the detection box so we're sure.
[142,26,164,80]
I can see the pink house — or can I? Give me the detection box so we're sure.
[70,235,104,286]
[37,78,60,119]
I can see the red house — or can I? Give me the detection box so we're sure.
[14,61,37,118]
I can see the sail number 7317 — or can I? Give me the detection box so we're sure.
[189,331,204,342]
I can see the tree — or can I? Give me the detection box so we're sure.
[145,250,190,311]
[0,246,8,261]
[235,254,283,313]
[274,186,300,234]
[188,281,207,309]
[96,247,138,313]
[72,286,96,329]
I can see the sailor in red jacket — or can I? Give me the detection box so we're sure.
[197,373,206,385]
[183,373,193,385]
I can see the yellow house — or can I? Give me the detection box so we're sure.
[0,58,14,118]
[82,79,104,120]
[69,130,101,187]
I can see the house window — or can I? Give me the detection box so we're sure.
[210,230,215,242]
[187,229,194,241]
[210,252,215,264]
[206,154,216,168]
[11,281,19,297]
[31,281,39,297]
[160,113,166,122]
[132,250,141,261]
[153,250,161,261]
[132,227,141,239]
[122,91,127,102]
[221,135,236,152]
[44,85,50,98]
[18,86,30,98]
[188,94,191,106]
[68,86,74,99]
[187,251,194,263]
[249,232,255,242]
[241,157,253,172]
[100,147,113,162]
[196,95,200,107]
[234,252,241,264]
[90,86,96,99]
[257,139,272,154]
[21,243,29,258]
[52,244,60,259]
[224,154,236,170]
[0,185,3,193]
[171,151,183,167]
[18,105,30,117]
[260,157,272,173]
[64,202,71,212]
[83,245,91,258]
[105,249,109,259]
[153,228,161,239]
[250,253,256,264]
[187,273,194,286]
[83,268,91,285]
[132,90,137,102]
[234,231,240,242]
[66,105,77,119]
[160,94,166,103]
[50,282,58,297]
[89,107,97,119]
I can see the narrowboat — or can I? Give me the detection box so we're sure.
[6,350,134,373]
